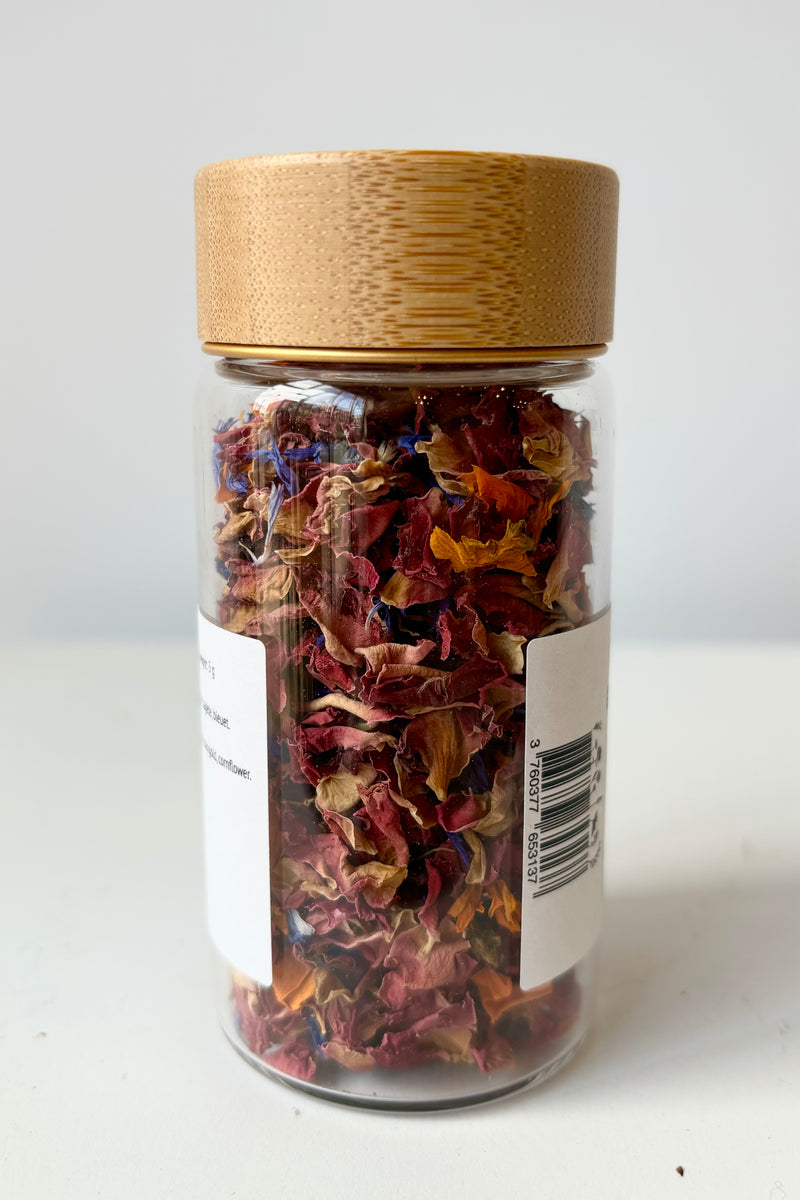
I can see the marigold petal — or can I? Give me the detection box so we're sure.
[430,521,538,576]
[472,965,552,1023]
[272,956,317,1011]
[487,880,521,932]
[447,884,485,933]
[460,465,532,521]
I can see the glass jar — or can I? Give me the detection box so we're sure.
[194,151,619,1109]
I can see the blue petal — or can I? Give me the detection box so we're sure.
[248,433,299,495]
[397,432,423,454]
[365,601,394,637]
[212,448,224,489]
[463,753,490,793]
[288,908,315,944]
[225,468,250,496]
[445,831,471,867]
[282,442,325,463]
[302,1008,325,1052]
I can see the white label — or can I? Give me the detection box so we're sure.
[520,611,610,990]
[198,612,272,986]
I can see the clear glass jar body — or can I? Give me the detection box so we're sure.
[195,356,613,1110]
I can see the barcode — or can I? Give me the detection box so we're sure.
[534,731,593,897]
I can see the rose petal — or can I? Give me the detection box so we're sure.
[313,764,378,814]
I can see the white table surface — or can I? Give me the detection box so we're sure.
[1,642,797,1200]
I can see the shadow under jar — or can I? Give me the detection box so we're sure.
[193,151,619,1110]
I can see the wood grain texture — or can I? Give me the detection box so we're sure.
[195,151,618,349]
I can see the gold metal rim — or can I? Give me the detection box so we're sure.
[201,342,608,364]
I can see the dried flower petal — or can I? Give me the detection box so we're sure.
[430,521,538,576]
[215,507,256,543]
[448,883,485,933]
[520,394,594,484]
[415,426,473,493]
[398,708,492,805]
[313,765,378,814]
[379,571,448,608]
[486,630,526,676]
[272,956,317,1011]
[459,465,533,521]
[486,879,521,932]
[228,563,293,606]
[472,965,552,1023]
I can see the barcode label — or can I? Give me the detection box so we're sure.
[535,732,595,896]
[520,613,610,990]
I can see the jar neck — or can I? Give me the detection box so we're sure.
[210,355,602,390]
[201,342,607,365]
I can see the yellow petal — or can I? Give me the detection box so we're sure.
[474,760,520,837]
[215,509,256,542]
[415,426,473,493]
[272,956,317,1010]
[447,884,485,933]
[487,879,521,932]
[430,521,538,576]
[272,496,314,543]
[463,829,486,885]
[222,605,259,634]
[486,631,526,676]
[230,564,293,606]
[322,1042,375,1071]
[306,694,383,723]
[313,765,378,814]
[423,1026,474,1063]
[341,860,408,906]
[405,709,478,805]
[325,812,377,855]
[522,431,592,484]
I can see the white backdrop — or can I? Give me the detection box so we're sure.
[1,0,797,641]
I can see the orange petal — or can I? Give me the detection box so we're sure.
[487,879,522,932]
[472,965,552,1023]
[447,884,485,933]
[461,465,532,521]
[272,956,317,1010]
[215,479,241,504]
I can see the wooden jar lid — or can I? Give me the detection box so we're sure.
[195,150,618,356]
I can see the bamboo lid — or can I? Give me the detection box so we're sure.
[195,150,618,354]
